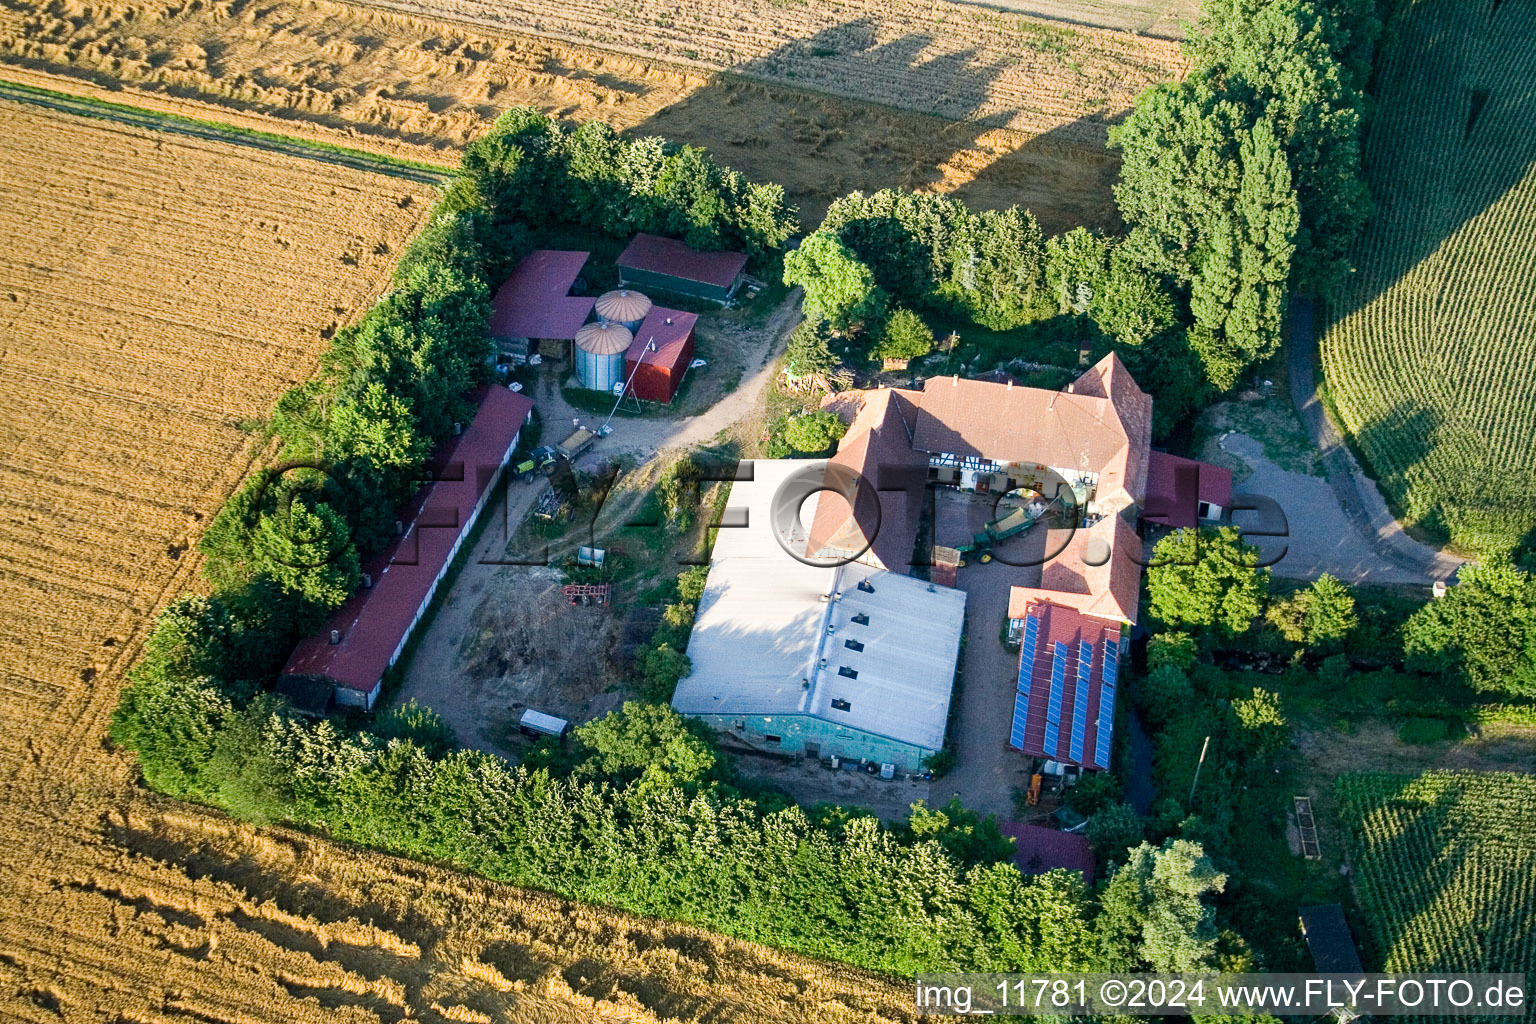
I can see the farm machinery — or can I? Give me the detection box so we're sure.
[513,425,600,482]
[954,490,1059,566]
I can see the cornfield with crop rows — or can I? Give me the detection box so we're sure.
[1318,0,1536,554]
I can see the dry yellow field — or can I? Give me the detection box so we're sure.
[0,0,1185,229]
[0,99,913,1023]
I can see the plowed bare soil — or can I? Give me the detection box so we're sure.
[0,99,913,1023]
[0,0,1185,228]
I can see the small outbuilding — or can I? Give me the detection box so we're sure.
[617,233,748,303]
[1001,822,1096,883]
[519,709,571,739]
[1145,450,1233,527]
[1298,904,1366,973]
[625,306,698,403]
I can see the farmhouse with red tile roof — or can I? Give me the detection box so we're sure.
[681,352,1228,773]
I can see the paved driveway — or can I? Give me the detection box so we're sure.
[931,490,1046,819]
[1222,433,1430,585]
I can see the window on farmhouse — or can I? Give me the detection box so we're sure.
[831,699,852,712]
[857,579,875,593]
[838,666,858,679]
[844,639,864,652]
[764,734,781,744]
[852,613,870,626]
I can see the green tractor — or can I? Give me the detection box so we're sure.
[954,491,1058,567]
[514,445,562,482]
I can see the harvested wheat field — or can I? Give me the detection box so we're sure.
[0,99,913,1023]
[0,0,1184,227]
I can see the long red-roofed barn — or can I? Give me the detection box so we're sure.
[278,385,534,711]
[617,233,749,303]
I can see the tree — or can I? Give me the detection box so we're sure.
[372,698,457,759]
[1147,631,1198,672]
[906,798,1015,868]
[1147,527,1271,638]
[782,231,886,330]
[1231,687,1287,758]
[1045,227,1110,315]
[958,206,1047,329]
[1096,839,1227,971]
[1137,664,1197,730]
[781,410,848,456]
[574,701,716,793]
[634,642,692,701]
[325,382,426,498]
[251,496,361,618]
[875,308,934,362]
[1187,0,1373,292]
[1404,561,1536,697]
[1091,245,1178,349]
[1087,802,1145,863]
[1112,80,1297,392]
[782,320,839,383]
[1266,573,1357,649]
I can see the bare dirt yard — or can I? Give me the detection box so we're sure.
[0,0,1185,228]
[0,102,913,1022]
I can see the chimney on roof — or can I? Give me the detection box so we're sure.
[452,421,462,436]
[395,520,404,535]
[329,629,341,645]
[1067,383,1075,394]
[362,572,373,589]
[1006,380,1013,391]
[665,317,673,325]
[952,375,959,387]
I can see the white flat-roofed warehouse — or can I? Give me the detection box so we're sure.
[672,459,967,770]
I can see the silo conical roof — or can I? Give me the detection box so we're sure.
[594,289,652,324]
[575,320,634,355]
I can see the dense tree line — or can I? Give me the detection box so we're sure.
[784,190,1207,435]
[114,637,1151,976]
[784,0,1381,429]
[1112,0,1380,390]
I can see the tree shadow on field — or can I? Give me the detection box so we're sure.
[1324,0,1536,323]
[1354,395,1536,550]
[627,18,1124,233]
[1338,776,1496,972]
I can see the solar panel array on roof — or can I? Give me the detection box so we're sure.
[1010,615,1041,750]
[1010,690,1031,749]
[1019,616,1040,695]
[1070,640,1092,763]
[1094,640,1119,769]
[1043,641,1067,756]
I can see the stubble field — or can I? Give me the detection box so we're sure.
[0,99,914,1023]
[0,0,1185,228]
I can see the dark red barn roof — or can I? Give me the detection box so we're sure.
[281,385,534,693]
[617,233,747,289]
[1008,598,1121,770]
[488,250,594,340]
[1144,450,1233,529]
[627,306,697,372]
[1001,823,1096,883]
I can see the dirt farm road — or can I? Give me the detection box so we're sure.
[391,292,802,750]
[0,79,448,185]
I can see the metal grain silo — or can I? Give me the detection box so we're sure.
[574,321,633,392]
[594,288,652,331]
